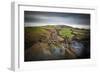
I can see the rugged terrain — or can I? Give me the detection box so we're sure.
[24,25,90,61]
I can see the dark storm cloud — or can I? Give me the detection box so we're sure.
[24,11,90,25]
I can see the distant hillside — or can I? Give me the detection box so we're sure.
[25,23,90,29]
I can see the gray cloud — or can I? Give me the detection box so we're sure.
[24,11,90,26]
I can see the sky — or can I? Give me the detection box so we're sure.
[24,11,90,29]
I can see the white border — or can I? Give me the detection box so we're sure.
[11,2,97,71]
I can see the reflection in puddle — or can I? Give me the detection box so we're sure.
[71,40,84,56]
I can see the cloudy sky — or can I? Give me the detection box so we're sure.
[24,11,90,29]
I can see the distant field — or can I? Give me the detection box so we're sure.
[24,25,90,61]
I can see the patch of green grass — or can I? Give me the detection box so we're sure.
[59,28,74,39]
[25,27,47,33]
[25,27,48,36]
